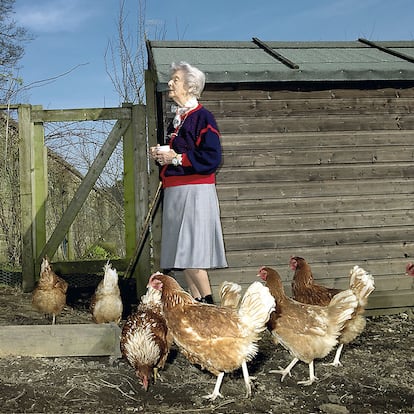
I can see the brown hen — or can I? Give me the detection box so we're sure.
[290,256,375,366]
[148,272,275,400]
[258,266,358,385]
[32,257,68,325]
[290,256,342,305]
[120,278,173,391]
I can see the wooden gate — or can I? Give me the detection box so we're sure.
[16,103,151,292]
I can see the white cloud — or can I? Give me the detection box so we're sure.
[15,0,97,33]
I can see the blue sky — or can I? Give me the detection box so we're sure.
[13,0,414,109]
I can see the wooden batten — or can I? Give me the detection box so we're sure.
[0,324,122,358]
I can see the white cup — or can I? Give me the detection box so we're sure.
[157,145,170,152]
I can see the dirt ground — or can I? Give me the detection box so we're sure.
[0,284,413,414]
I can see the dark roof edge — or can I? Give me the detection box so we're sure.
[147,39,414,49]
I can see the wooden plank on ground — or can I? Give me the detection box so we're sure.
[0,323,121,358]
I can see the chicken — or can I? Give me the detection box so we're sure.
[90,262,123,324]
[257,266,358,385]
[32,257,69,324]
[290,256,342,305]
[218,280,242,309]
[330,265,375,366]
[148,272,275,401]
[120,279,173,391]
[406,262,414,276]
[121,280,241,392]
[290,257,375,366]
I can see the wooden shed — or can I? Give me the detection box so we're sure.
[145,39,414,315]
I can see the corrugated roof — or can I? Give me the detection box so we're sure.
[146,39,414,90]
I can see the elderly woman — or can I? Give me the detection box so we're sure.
[150,61,227,304]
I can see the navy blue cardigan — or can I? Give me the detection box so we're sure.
[160,104,223,188]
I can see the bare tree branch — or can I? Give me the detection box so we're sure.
[18,63,90,93]
[105,0,165,104]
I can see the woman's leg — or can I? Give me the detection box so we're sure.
[183,268,213,302]
[183,270,202,298]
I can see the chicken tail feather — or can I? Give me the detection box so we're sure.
[238,281,275,334]
[219,281,242,309]
[327,289,358,331]
[102,262,119,288]
[349,265,375,306]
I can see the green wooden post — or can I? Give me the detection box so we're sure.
[126,104,152,297]
[122,103,137,260]
[18,105,35,291]
[32,105,47,270]
[135,103,152,296]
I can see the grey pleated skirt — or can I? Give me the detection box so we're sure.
[160,184,228,270]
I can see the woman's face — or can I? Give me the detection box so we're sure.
[168,70,190,106]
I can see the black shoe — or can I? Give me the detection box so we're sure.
[194,295,214,304]
[202,295,214,305]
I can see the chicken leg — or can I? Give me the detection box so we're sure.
[269,357,299,381]
[203,361,253,401]
[203,372,224,401]
[153,367,165,384]
[326,343,344,367]
[271,358,318,386]
[241,360,252,398]
[297,360,318,386]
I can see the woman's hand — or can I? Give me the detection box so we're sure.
[149,145,159,160]
[150,145,178,165]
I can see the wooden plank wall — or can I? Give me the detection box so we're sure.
[200,86,414,314]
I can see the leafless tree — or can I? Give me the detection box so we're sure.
[0,0,31,104]
[105,0,166,104]
[0,112,21,266]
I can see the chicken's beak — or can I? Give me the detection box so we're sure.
[142,375,149,391]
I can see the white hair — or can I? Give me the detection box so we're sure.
[170,61,206,98]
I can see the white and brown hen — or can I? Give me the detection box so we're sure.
[120,278,173,391]
[290,257,375,366]
[149,272,275,400]
[90,262,123,324]
[330,265,375,366]
[32,257,68,324]
[258,266,358,385]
